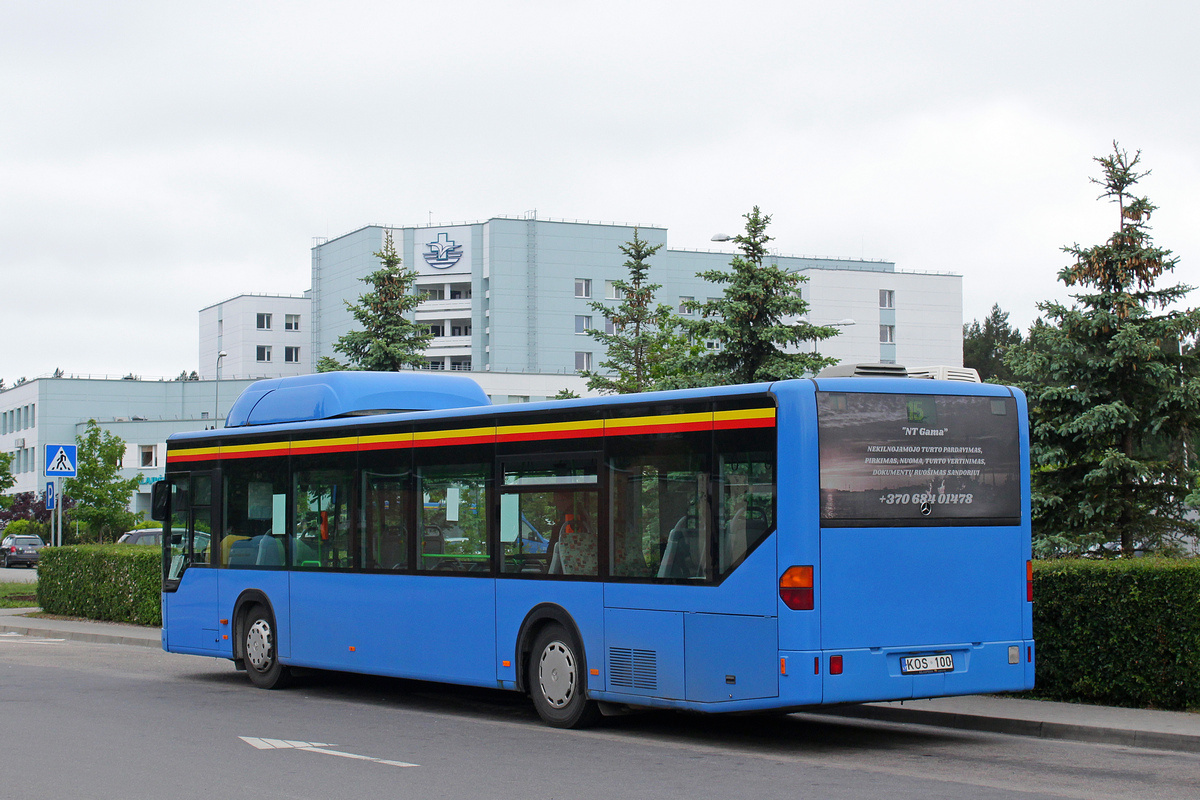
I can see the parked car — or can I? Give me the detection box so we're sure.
[2,534,45,568]
[118,529,163,546]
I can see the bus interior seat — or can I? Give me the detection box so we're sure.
[226,537,257,567]
[422,526,444,555]
[547,515,596,575]
[254,535,285,566]
[657,516,702,579]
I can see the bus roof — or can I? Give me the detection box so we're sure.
[223,371,491,428]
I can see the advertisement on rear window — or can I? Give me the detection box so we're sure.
[817,392,1021,526]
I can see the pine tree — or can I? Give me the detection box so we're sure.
[1007,143,1200,555]
[581,230,691,394]
[963,304,1023,383]
[685,207,839,386]
[318,230,433,372]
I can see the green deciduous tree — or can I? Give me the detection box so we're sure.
[0,452,15,510]
[963,304,1023,383]
[317,230,433,372]
[581,230,693,394]
[63,420,142,541]
[682,207,840,386]
[1007,143,1200,556]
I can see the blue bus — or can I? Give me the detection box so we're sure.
[154,370,1034,728]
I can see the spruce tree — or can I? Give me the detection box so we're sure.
[581,230,690,394]
[1007,143,1200,555]
[963,304,1023,383]
[685,207,839,386]
[318,230,433,372]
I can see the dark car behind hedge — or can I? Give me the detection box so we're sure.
[2,534,44,568]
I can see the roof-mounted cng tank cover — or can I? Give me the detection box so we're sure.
[224,371,492,427]
[815,363,910,378]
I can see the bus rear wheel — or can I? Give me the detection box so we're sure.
[529,623,600,729]
[243,604,291,689]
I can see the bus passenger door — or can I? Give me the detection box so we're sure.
[163,472,222,654]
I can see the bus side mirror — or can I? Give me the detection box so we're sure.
[151,481,170,522]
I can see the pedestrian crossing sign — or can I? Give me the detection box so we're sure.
[45,444,78,477]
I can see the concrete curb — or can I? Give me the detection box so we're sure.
[825,703,1200,754]
[0,608,161,649]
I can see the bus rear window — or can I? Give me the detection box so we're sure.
[817,392,1021,527]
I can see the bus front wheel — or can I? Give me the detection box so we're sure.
[529,623,600,729]
[243,604,291,690]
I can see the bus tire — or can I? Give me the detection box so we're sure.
[243,603,291,689]
[529,623,600,729]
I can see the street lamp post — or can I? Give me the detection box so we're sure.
[214,350,227,428]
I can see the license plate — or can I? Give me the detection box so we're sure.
[900,654,954,674]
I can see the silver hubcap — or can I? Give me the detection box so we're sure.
[538,640,576,709]
[246,618,273,672]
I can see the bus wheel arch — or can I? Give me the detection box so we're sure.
[233,590,291,689]
[516,604,600,728]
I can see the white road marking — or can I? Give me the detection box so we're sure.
[239,736,418,767]
[0,632,64,644]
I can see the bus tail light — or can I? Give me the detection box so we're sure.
[780,566,814,610]
[829,655,843,675]
[1026,560,1033,602]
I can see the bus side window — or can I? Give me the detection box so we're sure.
[363,469,411,571]
[607,433,711,581]
[294,460,357,570]
[223,458,290,568]
[715,426,775,576]
[416,460,490,573]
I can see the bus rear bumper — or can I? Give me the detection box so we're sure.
[813,639,1036,704]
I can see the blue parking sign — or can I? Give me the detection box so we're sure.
[45,481,55,510]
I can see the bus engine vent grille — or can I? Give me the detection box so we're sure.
[609,647,658,691]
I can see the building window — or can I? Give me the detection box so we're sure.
[427,360,446,370]
[605,280,623,300]
[575,351,592,371]
[285,314,301,331]
[140,445,157,468]
[575,315,592,334]
[450,359,472,371]
[575,278,592,299]
[257,345,272,362]
[450,324,472,337]
[880,325,895,344]
[257,313,272,330]
[419,287,445,301]
[679,296,694,314]
[605,318,618,335]
[880,289,895,309]
[428,324,445,337]
[285,346,301,363]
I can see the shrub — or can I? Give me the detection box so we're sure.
[3,519,49,539]
[37,545,161,626]
[1033,558,1200,709]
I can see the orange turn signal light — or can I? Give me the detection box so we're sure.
[779,565,814,610]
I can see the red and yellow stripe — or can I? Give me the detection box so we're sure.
[167,406,775,465]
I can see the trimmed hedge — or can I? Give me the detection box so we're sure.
[37,545,161,626]
[1032,558,1200,710]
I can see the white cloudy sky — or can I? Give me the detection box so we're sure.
[3,1,1197,382]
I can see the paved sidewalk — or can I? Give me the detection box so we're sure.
[3,607,1198,752]
[0,607,160,648]
[821,694,1200,754]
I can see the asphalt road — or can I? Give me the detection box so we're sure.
[0,564,38,583]
[2,637,1198,800]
